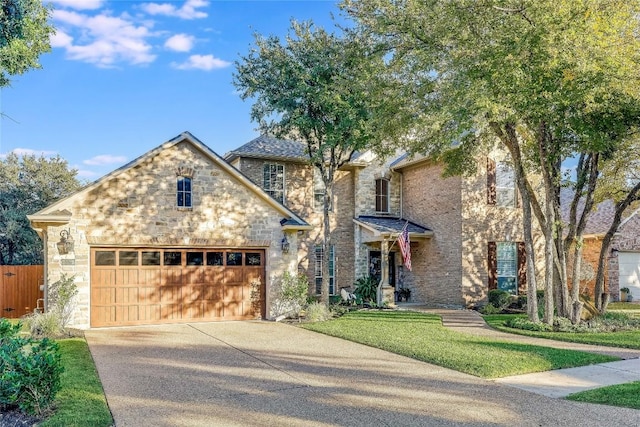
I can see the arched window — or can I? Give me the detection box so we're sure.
[177,176,192,208]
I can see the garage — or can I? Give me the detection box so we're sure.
[618,251,640,302]
[90,248,265,327]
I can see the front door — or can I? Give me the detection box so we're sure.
[369,251,396,287]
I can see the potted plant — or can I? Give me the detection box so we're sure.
[620,287,630,302]
[397,287,411,302]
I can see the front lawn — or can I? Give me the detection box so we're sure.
[301,311,616,378]
[484,314,640,349]
[567,381,640,409]
[40,338,113,427]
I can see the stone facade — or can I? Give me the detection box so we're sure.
[31,135,307,328]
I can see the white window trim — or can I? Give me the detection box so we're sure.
[176,176,192,208]
[263,163,285,204]
[497,241,517,294]
[496,162,516,208]
[315,245,335,295]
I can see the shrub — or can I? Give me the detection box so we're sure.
[270,272,309,318]
[305,302,332,322]
[354,276,378,304]
[505,317,553,332]
[24,311,62,338]
[0,320,63,416]
[48,274,78,329]
[481,303,502,315]
[488,289,511,310]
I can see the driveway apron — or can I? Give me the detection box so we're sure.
[85,321,640,427]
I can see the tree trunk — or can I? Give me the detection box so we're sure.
[500,124,539,322]
[570,240,584,324]
[320,174,334,305]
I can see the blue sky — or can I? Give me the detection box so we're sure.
[0,0,342,180]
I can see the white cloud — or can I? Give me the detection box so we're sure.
[76,169,100,179]
[52,9,157,67]
[141,0,209,20]
[83,154,127,166]
[171,54,230,71]
[165,34,195,52]
[48,0,105,10]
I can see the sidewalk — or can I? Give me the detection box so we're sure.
[403,305,640,398]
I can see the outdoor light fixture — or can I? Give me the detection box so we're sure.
[611,248,619,256]
[281,235,290,254]
[57,229,74,255]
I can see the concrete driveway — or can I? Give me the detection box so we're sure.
[85,321,640,427]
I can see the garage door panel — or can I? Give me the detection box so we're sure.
[91,248,264,327]
[225,269,244,284]
[116,269,139,286]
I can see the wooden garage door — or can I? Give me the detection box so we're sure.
[90,248,265,327]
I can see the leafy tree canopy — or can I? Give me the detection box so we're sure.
[0,0,53,87]
[0,154,80,265]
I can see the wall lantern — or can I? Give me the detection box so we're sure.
[611,248,619,256]
[281,234,290,254]
[57,229,74,255]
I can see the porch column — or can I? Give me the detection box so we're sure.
[377,238,395,305]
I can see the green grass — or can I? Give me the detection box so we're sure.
[40,338,113,427]
[484,314,640,349]
[608,302,640,311]
[301,311,616,378]
[567,381,640,409]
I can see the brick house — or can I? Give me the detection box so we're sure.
[227,136,544,309]
[30,131,547,329]
[561,189,640,302]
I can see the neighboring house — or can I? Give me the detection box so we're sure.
[28,132,311,328]
[560,189,640,302]
[30,131,547,329]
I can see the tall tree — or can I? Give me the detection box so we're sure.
[0,0,53,87]
[234,21,389,304]
[345,0,640,322]
[0,154,80,265]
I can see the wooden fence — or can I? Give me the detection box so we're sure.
[0,265,44,319]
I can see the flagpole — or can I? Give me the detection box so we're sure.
[389,220,410,251]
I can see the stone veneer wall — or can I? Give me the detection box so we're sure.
[43,141,296,328]
[400,161,463,306]
[237,157,356,294]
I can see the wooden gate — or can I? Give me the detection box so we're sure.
[0,266,44,319]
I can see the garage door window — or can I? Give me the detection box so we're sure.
[227,252,243,266]
[119,251,139,266]
[246,253,261,266]
[207,252,224,266]
[142,251,160,266]
[95,251,116,266]
[164,251,182,266]
[187,252,204,266]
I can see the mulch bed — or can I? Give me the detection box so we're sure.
[0,409,41,427]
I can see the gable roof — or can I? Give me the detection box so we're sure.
[28,131,311,230]
[353,216,433,239]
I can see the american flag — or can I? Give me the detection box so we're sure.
[398,222,412,271]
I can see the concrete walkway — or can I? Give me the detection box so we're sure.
[87,322,640,426]
[405,306,640,398]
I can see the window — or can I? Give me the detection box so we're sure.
[263,163,284,203]
[313,168,327,210]
[245,252,262,266]
[488,241,526,295]
[496,162,516,207]
[186,252,204,266]
[95,251,116,266]
[177,176,192,208]
[315,245,335,295]
[141,251,161,266]
[226,252,243,266]
[375,178,390,213]
[164,251,182,266]
[206,252,224,266]
[119,251,138,266]
[497,242,517,293]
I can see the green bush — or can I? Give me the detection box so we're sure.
[271,272,309,318]
[481,303,502,315]
[354,276,378,304]
[505,317,553,332]
[305,302,332,322]
[0,319,63,416]
[488,289,511,310]
[48,274,78,329]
